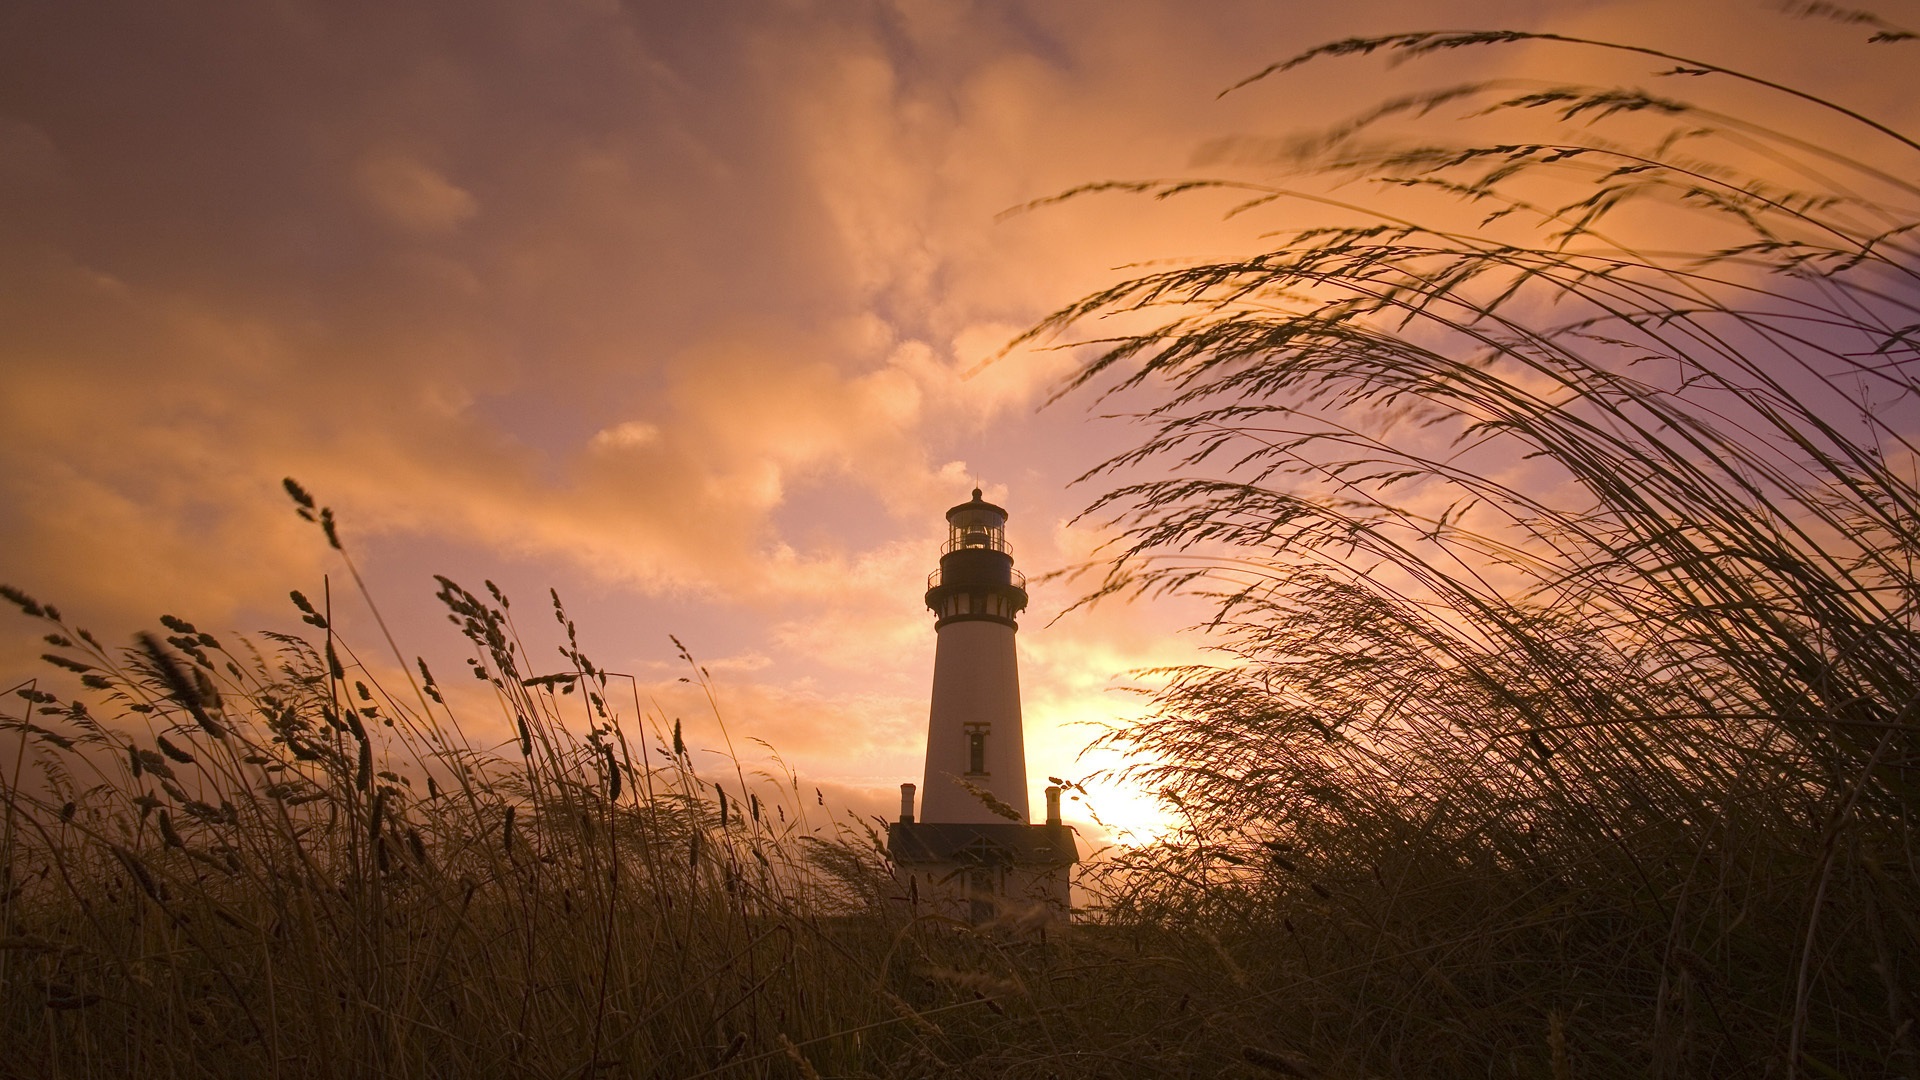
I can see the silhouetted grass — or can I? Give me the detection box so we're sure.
[0,489,1299,1080]
[0,493,1074,1078]
[1032,16,1918,1080]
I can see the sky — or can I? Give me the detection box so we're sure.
[3,0,1914,839]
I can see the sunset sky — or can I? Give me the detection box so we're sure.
[3,0,1912,836]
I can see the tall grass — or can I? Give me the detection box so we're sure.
[1031,19,1919,1080]
[0,488,1225,1079]
[0,517,890,1075]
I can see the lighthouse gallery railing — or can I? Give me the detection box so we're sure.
[928,567,1026,591]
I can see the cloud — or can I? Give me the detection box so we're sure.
[589,420,661,450]
[353,153,479,233]
[1,0,1305,632]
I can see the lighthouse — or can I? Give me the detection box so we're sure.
[890,489,1078,921]
[920,489,1031,822]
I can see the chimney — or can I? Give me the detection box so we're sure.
[899,782,917,824]
[1045,785,1062,825]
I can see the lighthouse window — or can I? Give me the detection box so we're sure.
[946,521,1009,555]
[967,731,986,775]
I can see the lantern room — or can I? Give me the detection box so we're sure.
[926,489,1028,625]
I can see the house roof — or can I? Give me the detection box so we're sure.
[888,821,1080,866]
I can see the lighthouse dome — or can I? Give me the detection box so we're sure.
[947,488,1008,526]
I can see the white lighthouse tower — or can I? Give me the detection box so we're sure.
[920,489,1031,822]
[890,489,1078,921]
